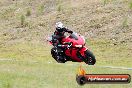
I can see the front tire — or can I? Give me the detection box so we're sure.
[84,50,96,65]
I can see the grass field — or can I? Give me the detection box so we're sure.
[0,40,132,88]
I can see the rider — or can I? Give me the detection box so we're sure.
[52,22,73,48]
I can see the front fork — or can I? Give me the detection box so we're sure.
[76,46,87,62]
[79,46,87,57]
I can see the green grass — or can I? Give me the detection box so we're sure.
[129,1,132,9]
[0,62,131,88]
[26,8,31,16]
[0,40,131,88]
[86,39,132,67]
[37,4,45,15]
[122,17,128,28]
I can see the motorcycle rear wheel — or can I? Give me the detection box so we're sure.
[84,50,96,65]
[51,47,66,63]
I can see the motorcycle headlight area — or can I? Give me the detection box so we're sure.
[75,45,83,47]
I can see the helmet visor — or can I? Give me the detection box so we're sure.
[56,27,63,32]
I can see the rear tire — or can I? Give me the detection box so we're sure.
[84,50,96,65]
[51,47,66,63]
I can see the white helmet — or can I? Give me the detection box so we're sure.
[55,22,65,32]
[55,22,64,28]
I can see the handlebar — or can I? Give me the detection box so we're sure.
[57,42,72,49]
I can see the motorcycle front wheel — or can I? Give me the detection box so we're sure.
[84,50,96,65]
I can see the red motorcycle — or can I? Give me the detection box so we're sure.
[47,32,96,65]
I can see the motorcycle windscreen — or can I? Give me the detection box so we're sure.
[62,33,85,46]
[69,32,78,40]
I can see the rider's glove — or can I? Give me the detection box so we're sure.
[63,27,73,34]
